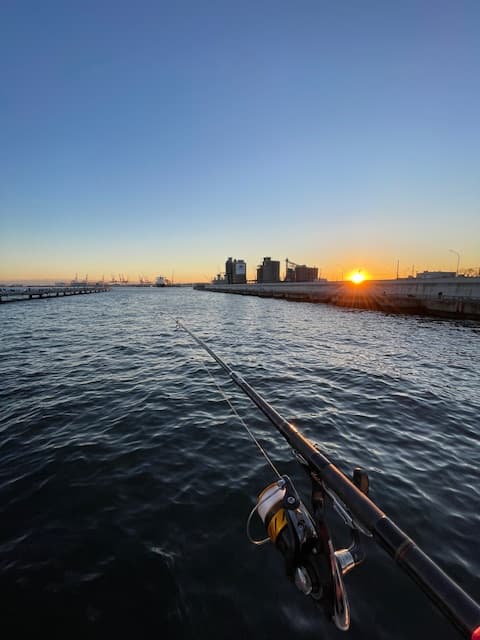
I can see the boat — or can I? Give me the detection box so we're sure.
[155,276,170,287]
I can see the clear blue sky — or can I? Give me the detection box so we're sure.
[1,0,479,282]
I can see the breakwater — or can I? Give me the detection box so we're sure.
[196,277,480,320]
[0,285,110,303]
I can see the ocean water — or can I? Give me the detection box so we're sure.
[1,287,479,639]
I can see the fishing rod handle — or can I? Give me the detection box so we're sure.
[375,517,480,639]
[321,462,480,639]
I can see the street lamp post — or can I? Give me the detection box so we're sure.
[449,249,460,276]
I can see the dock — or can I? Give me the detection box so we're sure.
[0,285,110,304]
[195,278,480,320]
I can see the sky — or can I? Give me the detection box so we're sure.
[1,0,479,283]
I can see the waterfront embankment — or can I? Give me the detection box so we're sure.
[0,285,110,304]
[195,278,480,320]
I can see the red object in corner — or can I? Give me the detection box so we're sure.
[471,626,480,640]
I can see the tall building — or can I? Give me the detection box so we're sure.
[293,265,318,282]
[225,257,247,284]
[233,259,247,283]
[257,257,280,283]
[225,257,234,283]
[284,258,318,282]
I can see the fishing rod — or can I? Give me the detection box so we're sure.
[177,320,480,639]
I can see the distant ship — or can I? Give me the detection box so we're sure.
[155,276,171,287]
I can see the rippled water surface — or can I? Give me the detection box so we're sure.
[1,288,479,639]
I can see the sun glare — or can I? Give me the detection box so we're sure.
[350,271,365,284]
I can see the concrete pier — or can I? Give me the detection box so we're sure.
[195,278,480,320]
[0,285,110,304]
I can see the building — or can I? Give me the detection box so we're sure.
[416,271,456,280]
[290,264,318,282]
[233,259,247,283]
[225,257,247,284]
[284,258,319,282]
[257,257,280,283]
[225,258,234,283]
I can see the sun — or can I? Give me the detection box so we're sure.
[350,271,365,284]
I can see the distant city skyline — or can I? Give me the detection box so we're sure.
[3,251,478,286]
[1,2,479,284]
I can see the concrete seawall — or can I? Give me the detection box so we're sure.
[195,278,480,320]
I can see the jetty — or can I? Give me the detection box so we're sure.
[0,285,110,304]
[195,277,480,320]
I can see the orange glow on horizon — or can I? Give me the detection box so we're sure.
[349,270,367,284]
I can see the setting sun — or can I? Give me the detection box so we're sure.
[350,271,366,284]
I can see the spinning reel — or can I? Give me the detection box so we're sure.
[248,467,370,631]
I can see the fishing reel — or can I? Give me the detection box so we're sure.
[248,470,370,631]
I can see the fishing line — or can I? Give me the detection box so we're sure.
[178,320,282,480]
[171,314,480,638]
[245,481,285,545]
